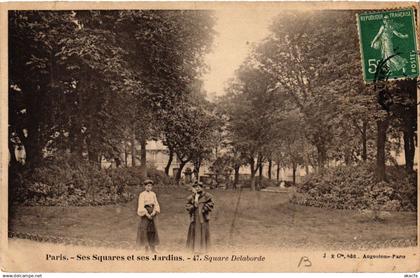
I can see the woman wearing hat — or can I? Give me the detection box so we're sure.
[185,181,214,253]
[370,15,409,74]
[136,179,160,253]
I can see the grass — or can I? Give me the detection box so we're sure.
[8,186,417,251]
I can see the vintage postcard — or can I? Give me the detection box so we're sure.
[0,1,419,273]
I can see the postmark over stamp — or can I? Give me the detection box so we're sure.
[357,7,419,82]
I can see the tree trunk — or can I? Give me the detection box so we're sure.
[87,149,100,167]
[304,151,310,175]
[362,120,368,161]
[8,138,18,167]
[250,157,256,191]
[69,125,84,159]
[344,149,351,166]
[86,137,100,166]
[68,73,84,159]
[175,160,187,182]
[140,138,147,178]
[193,158,201,180]
[292,162,297,185]
[21,123,43,167]
[250,173,256,191]
[258,162,263,188]
[49,48,57,88]
[130,131,136,167]
[316,144,326,171]
[403,129,415,172]
[124,142,128,166]
[164,147,174,176]
[233,165,240,188]
[376,118,389,181]
[20,83,44,167]
[268,159,272,180]
[276,163,280,181]
[114,157,121,168]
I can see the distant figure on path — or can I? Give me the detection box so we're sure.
[279,180,286,188]
[185,181,214,253]
[136,179,160,253]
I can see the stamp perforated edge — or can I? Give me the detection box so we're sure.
[356,6,420,83]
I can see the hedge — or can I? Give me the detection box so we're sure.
[290,163,416,212]
[9,154,175,206]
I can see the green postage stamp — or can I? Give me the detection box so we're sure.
[357,7,419,82]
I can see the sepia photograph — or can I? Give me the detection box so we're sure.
[1,2,419,273]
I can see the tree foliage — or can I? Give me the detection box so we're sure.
[9,10,215,172]
[222,10,417,188]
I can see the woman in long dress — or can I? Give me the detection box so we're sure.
[370,15,409,73]
[185,181,214,253]
[136,179,160,253]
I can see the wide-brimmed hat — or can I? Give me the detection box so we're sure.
[143,179,154,186]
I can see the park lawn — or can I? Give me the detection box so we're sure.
[8,186,417,251]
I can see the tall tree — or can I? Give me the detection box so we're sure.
[223,63,287,190]
[9,10,215,174]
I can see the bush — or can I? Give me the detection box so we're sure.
[10,155,134,206]
[10,154,177,206]
[106,165,175,188]
[106,167,143,188]
[290,163,416,212]
[145,166,175,186]
[238,176,278,189]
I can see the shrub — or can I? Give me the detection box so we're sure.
[106,167,144,188]
[106,165,175,188]
[238,176,277,189]
[10,155,127,206]
[145,167,175,186]
[9,154,177,206]
[290,163,416,212]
